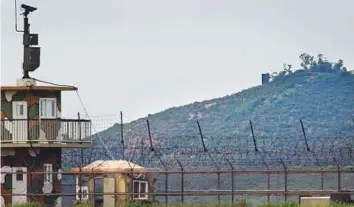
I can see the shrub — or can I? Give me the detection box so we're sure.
[12,202,45,207]
[73,201,94,207]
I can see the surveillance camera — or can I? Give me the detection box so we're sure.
[21,4,37,12]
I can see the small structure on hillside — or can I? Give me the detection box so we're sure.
[71,160,160,207]
[261,73,270,85]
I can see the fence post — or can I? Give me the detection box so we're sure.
[181,168,184,204]
[197,120,222,203]
[249,120,259,152]
[267,171,270,203]
[145,120,168,206]
[321,167,324,191]
[280,159,287,202]
[146,119,154,152]
[337,163,341,191]
[175,158,184,204]
[165,172,168,207]
[300,119,311,151]
[226,159,235,206]
[262,158,270,203]
[217,172,221,205]
[196,120,207,152]
[120,111,125,159]
[332,157,341,192]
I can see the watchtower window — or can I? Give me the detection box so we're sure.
[39,98,56,118]
[16,170,23,181]
[43,163,53,183]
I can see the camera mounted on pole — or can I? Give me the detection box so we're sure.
[19,4,40,79]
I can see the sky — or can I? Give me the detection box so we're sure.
[2,0,354,129]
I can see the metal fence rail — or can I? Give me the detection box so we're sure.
[2,118,352,206]
[1,169,354,206]
[58,118,354,206]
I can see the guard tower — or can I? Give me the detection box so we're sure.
[0,4,92,207]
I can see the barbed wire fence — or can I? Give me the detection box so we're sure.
[60,116,354,205]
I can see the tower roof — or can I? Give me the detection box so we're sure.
[1,85,77,91]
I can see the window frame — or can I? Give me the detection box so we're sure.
[76,186,89,201]
[43,163,53,184]
[16,170,24,181]
[16,104,24,117]
[39,98,57,119]
[12,101,27,119]
[132,180,149,200]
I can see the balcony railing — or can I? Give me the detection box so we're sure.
[0,118,91,144]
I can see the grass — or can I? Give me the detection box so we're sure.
[12,202,45,207]
[122,201,354,207]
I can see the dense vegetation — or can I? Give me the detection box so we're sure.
[90,53,354,144]
[63,53,354,168]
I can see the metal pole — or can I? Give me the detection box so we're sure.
[226,159,234,206]
[120,111,124,159]
[114,177,117,207]
[321,168,324,191]
[22,11,30,78]
[181,170,184,203]
[280,159,287,202]
[249,120,259,152]
[146,119,154,151]
[165,173,168,207]
[262,158,270,203]
[217,172,220,204]
[300,119,310,151]
[231,171,235,206]
[285,171,288,202]
[175,158,184,204]
[337,165,341,191]
[78,112,83,203]
[267,172,270,203]
[196,120,207,152]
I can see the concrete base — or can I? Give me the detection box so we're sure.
[16,78,37,86]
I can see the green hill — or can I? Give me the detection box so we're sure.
[72,53,354,169]
[99,53,353,140]
[64,53,354,167]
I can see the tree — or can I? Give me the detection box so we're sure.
[299,53,315,69]
[283,64,292,74]
[333,59,344,71]
[317,54,324,64]
[268,53,353,83]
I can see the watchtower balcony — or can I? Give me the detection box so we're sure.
[0,118,92,148]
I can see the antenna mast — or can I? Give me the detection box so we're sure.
[16,3,41,79]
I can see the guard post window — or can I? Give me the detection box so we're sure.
[133,180,148,200]
[43,163,53,183]
[39,98,56,118]
[15,104,24,117]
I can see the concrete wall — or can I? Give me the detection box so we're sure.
[1,148,62,207]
